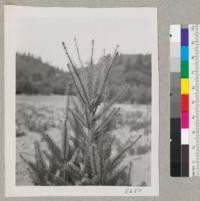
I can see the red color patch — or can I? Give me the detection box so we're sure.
[181,95,189,112]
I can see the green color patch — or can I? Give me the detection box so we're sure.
[181,61,189,78]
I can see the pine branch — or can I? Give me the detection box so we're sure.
[103,135,116,161]
[40,132,63,163]
[62,95,70,160]
[102,158,110,184]
[87,39,95,99]
[110,154,127,173]
[90,39,94,67]
[88,145,97,177]
[94,87,127,121]
[27,168,42,185]
[50,172,70,185]
[67,162,83,179]
[74,37,84,68]
[110,135,142,169]
[127,161,132,186]
[84,106,91,129]
[106,165,127,185]
[71,96,85,122]
[93,145,101,180]
[69,108,87,128]
[74,38,88,99]
[94,108,120,137]
[62,42,90,106]
[95,45,119,104]
[70,148,80,163]
[34,141,46,171]
[93,64,103,98]
[43,150,61,170]
[68,113,89,145]
[67,64,86,105]
[20,154,39,175]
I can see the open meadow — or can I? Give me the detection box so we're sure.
[16,95,151,186]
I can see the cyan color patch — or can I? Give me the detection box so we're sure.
[181,46,189,61]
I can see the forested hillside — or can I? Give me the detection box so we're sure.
[16,53,151,104]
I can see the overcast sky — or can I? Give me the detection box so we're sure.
[16,8,157,70]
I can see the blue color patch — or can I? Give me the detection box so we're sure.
[181,46,188,61]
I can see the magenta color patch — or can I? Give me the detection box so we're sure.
[181,112,189,128]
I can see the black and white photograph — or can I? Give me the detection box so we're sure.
[5,6,159,196]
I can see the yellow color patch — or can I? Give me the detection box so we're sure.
[181,78,189,94]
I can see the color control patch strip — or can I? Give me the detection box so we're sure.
[170,24,200,177]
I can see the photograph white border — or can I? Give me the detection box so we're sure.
[4,6,159,197]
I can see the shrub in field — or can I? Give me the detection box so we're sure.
[16,104,60,134]
[21,39,141,186]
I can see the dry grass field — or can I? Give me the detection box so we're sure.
[16,95,151,186]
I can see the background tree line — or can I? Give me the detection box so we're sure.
[16,52,151,104]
